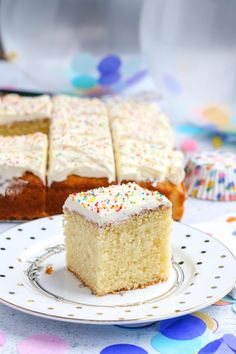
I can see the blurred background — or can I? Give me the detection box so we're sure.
[0,0,236,139]
[0,0,147,96]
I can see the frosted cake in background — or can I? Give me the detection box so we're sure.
[108,101,186,220]
[0,94,52,136]
[47,95,115,215]
[0,95,186,220]
[0,132,48,219]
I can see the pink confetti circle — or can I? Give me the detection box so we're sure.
[181,138,198,153]
[17,334,68,354]
[0,331,6,347]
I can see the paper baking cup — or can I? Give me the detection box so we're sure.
[185,151,236,201]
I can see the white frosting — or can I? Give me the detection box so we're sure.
[48,97,115,185]
[0,94,52,124]
[114,138,185,186]
[167,151,185,185]
[52,95,106,115]
[111,115,174,147]
[109,101,185,186]
[63,182,171,227]
[49,135,115,184]
[0,133,48,195]
[108,101,162,122]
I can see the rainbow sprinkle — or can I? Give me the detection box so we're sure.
[67,182,171,220]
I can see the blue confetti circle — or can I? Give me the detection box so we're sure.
[198,338,226,354]
[223,334,236,350]
[71,75,97,89]
[151,329,213,354]
[98,55,121,74]
[100,344,148,354]
[71,53,96,74]
[99,72,120,86]
[160,315,206,340]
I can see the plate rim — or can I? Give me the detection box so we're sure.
[0,215,235,325]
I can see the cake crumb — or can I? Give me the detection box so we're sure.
[45,264,54,275]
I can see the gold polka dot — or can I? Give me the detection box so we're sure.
[146,314,153,317]
[211,286,217,289]
[17,258,22,263]
[68,314,74,317]
[218,265,224,269]
[179,301,185,304]
[207,296,213,299]
[152,306,159,309]
[48,307,54,310]
[96,313,103,315]
[76,306,83,309]
[27,299,34,303]
[221,255,226,258]
[17,283,24,287]
[175,310,181,313]
[124,310,131,312]
[118,317,125,320]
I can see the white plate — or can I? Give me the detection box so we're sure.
[0,215,235,325]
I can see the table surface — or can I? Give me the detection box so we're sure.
[0,197,235,354]
[0,64,236,353]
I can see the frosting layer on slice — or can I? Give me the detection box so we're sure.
[63,182,171,227]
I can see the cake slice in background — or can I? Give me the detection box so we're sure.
[0,94,52,136]
[63,182,172,296]
[47,95,115,215]
[0,132,48,220]
[108,101,186,220]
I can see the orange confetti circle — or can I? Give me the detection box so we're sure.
[202,106,229,127]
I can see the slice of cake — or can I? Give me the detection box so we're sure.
[108,101,186,220]
[47,95,115,215]
[0,94,52,136]
[63,182,172,296]
[0,132,48,219]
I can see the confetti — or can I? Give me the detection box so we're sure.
[159,315,206,340]
[17,334,68,354]
[100,344,148,354]
[180,138,198,153]
[212,135,223,148]
[226,217,236,223]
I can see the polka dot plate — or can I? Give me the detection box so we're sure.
[0,215,235,325]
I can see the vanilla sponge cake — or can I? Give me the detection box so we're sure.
[63,182,172,296]
[0,94,52,136]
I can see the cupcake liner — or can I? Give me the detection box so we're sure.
[185,151,236,201]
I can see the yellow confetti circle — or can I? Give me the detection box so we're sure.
[193,311,218,333]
